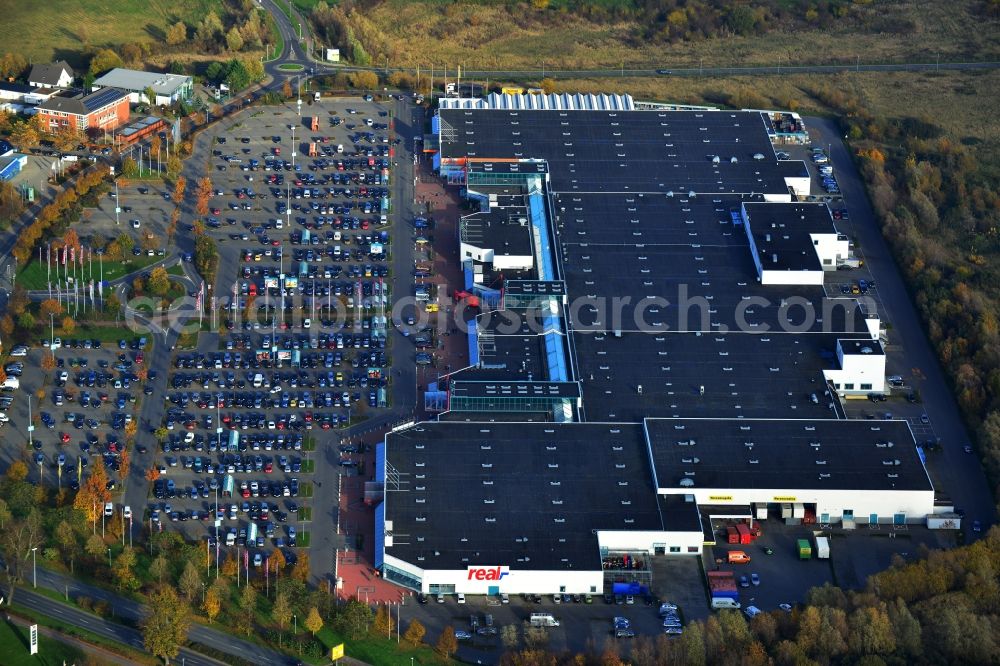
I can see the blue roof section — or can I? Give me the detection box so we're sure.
[376,441,386,483]
[543,325,567,382]
[431,114,440,134]
[468,317,480,366]
[463,259,474,290]
[527,182,554,280]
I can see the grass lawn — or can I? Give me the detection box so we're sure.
[298,531,311,548]
[0,618,86,666]
[263,7,284,63]
[3,0,229,64]
[302,459,315,474]
[299,506,312,521]
[277,63,304,71]
[301,482,313,498]
[166,263,186,276]
[17,255,161,290]
[314,626,446,666]
[71,324,144,344]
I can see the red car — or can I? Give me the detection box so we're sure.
[135,353,143,365]
[211,208,222,215]
[60,432,71,443]
[264,462,273,473]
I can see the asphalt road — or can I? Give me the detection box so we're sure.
[22,565,294,666]
[14,588,226,666]
[808,116,996,532]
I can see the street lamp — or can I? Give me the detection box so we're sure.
[31,547,37,588]
[293,613,297,635]
[108,547,112,569]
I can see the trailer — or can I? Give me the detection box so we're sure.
[797,539,812,560]
[310,116,319,131]
[736,523,752,545]
[753,503,768,520]
[792,503,806,519]
[726,526,739,544]
[781,503,793,519]
[815,536,830,559]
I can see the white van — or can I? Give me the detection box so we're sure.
[253,373,264,388]
[336,144,344,154]
[711,597,741,610]
[529,613,559,627]
[1,377,19,391]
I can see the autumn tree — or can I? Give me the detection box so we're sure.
[166,21,187,45]
[403,618,426,645]
[172,175,187,205]
[55,520,79,574]
[41,352,56,371]
[372,604,394,637]
[61,316,75,335]
[204,584,222,622]
[142,586,191,662]
[436,625,458,658]
[89,49,123,76]
[149,554,169,584]
[304,606,323,636]
[272,591,292,630]
[9,117,41,151]
[114,547,140,591]
[291,550,310,582]
[148,266,170,297]
[179,559,202,603]
[234,582,257,635]
[0,509,44,605]
[39,298,63,320]
[74,462,111,529]
[282,80,293,99]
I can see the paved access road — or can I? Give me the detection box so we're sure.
[808,117,996,534]
[24,564,295,666]
[14,588,225,666]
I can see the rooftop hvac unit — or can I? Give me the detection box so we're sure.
[679,478,695,487]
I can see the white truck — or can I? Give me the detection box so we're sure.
[815,536,830,559]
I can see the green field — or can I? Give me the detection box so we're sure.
[0,618,86,666]
[314,626,445,666]
[2,0,230,65]
[17,255,162,290]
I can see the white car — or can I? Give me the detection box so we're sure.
[456,593,466,604]
[104,502,114,517]
[0,413,8,423]
[131,219,141,228]
[9,346,27,357]
[123,505,132,519]
[303,318,311,329]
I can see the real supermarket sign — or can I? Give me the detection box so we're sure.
[467,566,509,581]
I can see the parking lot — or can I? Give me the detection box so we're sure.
[1,337,147,505]
[145,95,401,572]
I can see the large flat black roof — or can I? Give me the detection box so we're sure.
[575,331,846,422]
[644,418,931,492]
[383,421,662,570]
[439,109,807,194]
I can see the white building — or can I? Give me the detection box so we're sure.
[91,68,193,106]
[28,61,74,89]
[325,48,340,62]
[743,202,854,285]
[823,338,888,397]
[459,189,535,272]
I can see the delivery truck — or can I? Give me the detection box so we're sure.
[798,539,812,560]
[815,536,830,559]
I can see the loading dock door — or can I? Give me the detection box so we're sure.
[488,585,499,596]
[893,513,906,525]
[870,513,878,525]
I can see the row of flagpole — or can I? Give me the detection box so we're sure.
[43,242,105,315]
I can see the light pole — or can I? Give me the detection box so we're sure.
[293,613,297,635]
[107,547,112,569]
[31,546,37,588]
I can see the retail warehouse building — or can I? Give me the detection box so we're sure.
[374,93,944,596]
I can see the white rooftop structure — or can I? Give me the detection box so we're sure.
[92,68,193,106]
[439,92,635,111]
